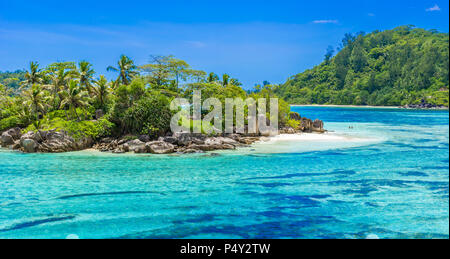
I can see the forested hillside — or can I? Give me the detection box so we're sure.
[0,70,26,90]
[275,26,449,106]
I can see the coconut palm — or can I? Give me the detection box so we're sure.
[59,80,90,121]
[107,55,139,87]
[92,75,110,110]
[222,74,230,87]
[207,72,219,83]
[20,61,43,89]
[77,61,95,95]
[22,84,49,129]
[44,64,76,109]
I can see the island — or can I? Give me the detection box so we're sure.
[0,56,325,154]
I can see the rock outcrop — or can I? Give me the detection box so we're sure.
[290,112,302,121]
[1,132,14,147]
[21,139,38,153]
[403,100,448,109]
[1,127,22,147]
[0,114,326,154]
[3,130,94,153]
[312,119,325,133]
[146,141,175,154]
[36,131,93,153]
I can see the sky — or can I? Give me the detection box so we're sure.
[0,0,448,89]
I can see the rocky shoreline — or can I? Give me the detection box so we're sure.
[401,104,448,110]
[0,112,325,154]
[401,99,448,110]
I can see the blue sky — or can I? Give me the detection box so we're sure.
[0,0,448,89]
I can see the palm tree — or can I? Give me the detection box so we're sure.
[92,75,110,110]
[107,55,138,87]
[44,64,76,109]
[20,61,43,89]
[77,61,95,95]
[59,80,90,121]
[207,72,219,83]
[22,84,49,129]
[222,74,230,87]
[229,78,242,86]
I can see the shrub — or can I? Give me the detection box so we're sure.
[287,119,300,129]
[24,115,114,140]
[123,94,173,138]
[0,116,21,131]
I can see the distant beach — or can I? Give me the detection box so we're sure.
[291,104,401,109]
[291,104,449,110]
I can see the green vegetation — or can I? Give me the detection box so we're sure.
[275,26,449,106]
[0,70,26,90]
[0,56,291,139]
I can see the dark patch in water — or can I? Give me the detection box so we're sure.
[330,179,410,188]
[243,169,356,181]
[383,141,448,150]
[415,138,435,143]
[342,186,378,196]
[57,191,161,200]
[239,190,259,196]
[4,202,22,207]
[173,214,216,224]
[421,166,449,170]
[260,193,330,207]
[170,205,199,210]
[398,171,428,177]
[332,169,357,175]
[0,215,76,232]
[171,190,188,193]
[257,210,296,218]
[365,202,380,207]
[237,182,292,188]
[118,216,341,239]
[244,173,308,180]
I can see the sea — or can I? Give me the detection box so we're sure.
[0,106,448,239]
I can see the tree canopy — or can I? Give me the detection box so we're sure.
[0,55,291,138]
[275,26,449,106]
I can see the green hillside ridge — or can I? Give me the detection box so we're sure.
[275,25,449,107]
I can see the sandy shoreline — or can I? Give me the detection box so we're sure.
[291,104,449,110]
[291,104,401,109]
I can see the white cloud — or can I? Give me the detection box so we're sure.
[312,20,338,24]
[426,4,441,12]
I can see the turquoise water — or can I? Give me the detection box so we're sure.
[0,106,448,239]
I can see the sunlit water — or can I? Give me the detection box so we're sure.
[0,106,448,239]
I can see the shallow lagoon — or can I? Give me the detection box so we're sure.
[0,106,448,239]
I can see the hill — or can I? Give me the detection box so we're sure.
[0,70,26,90]
[275,26,449,107]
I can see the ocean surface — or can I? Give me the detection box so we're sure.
[0,106,448,239]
